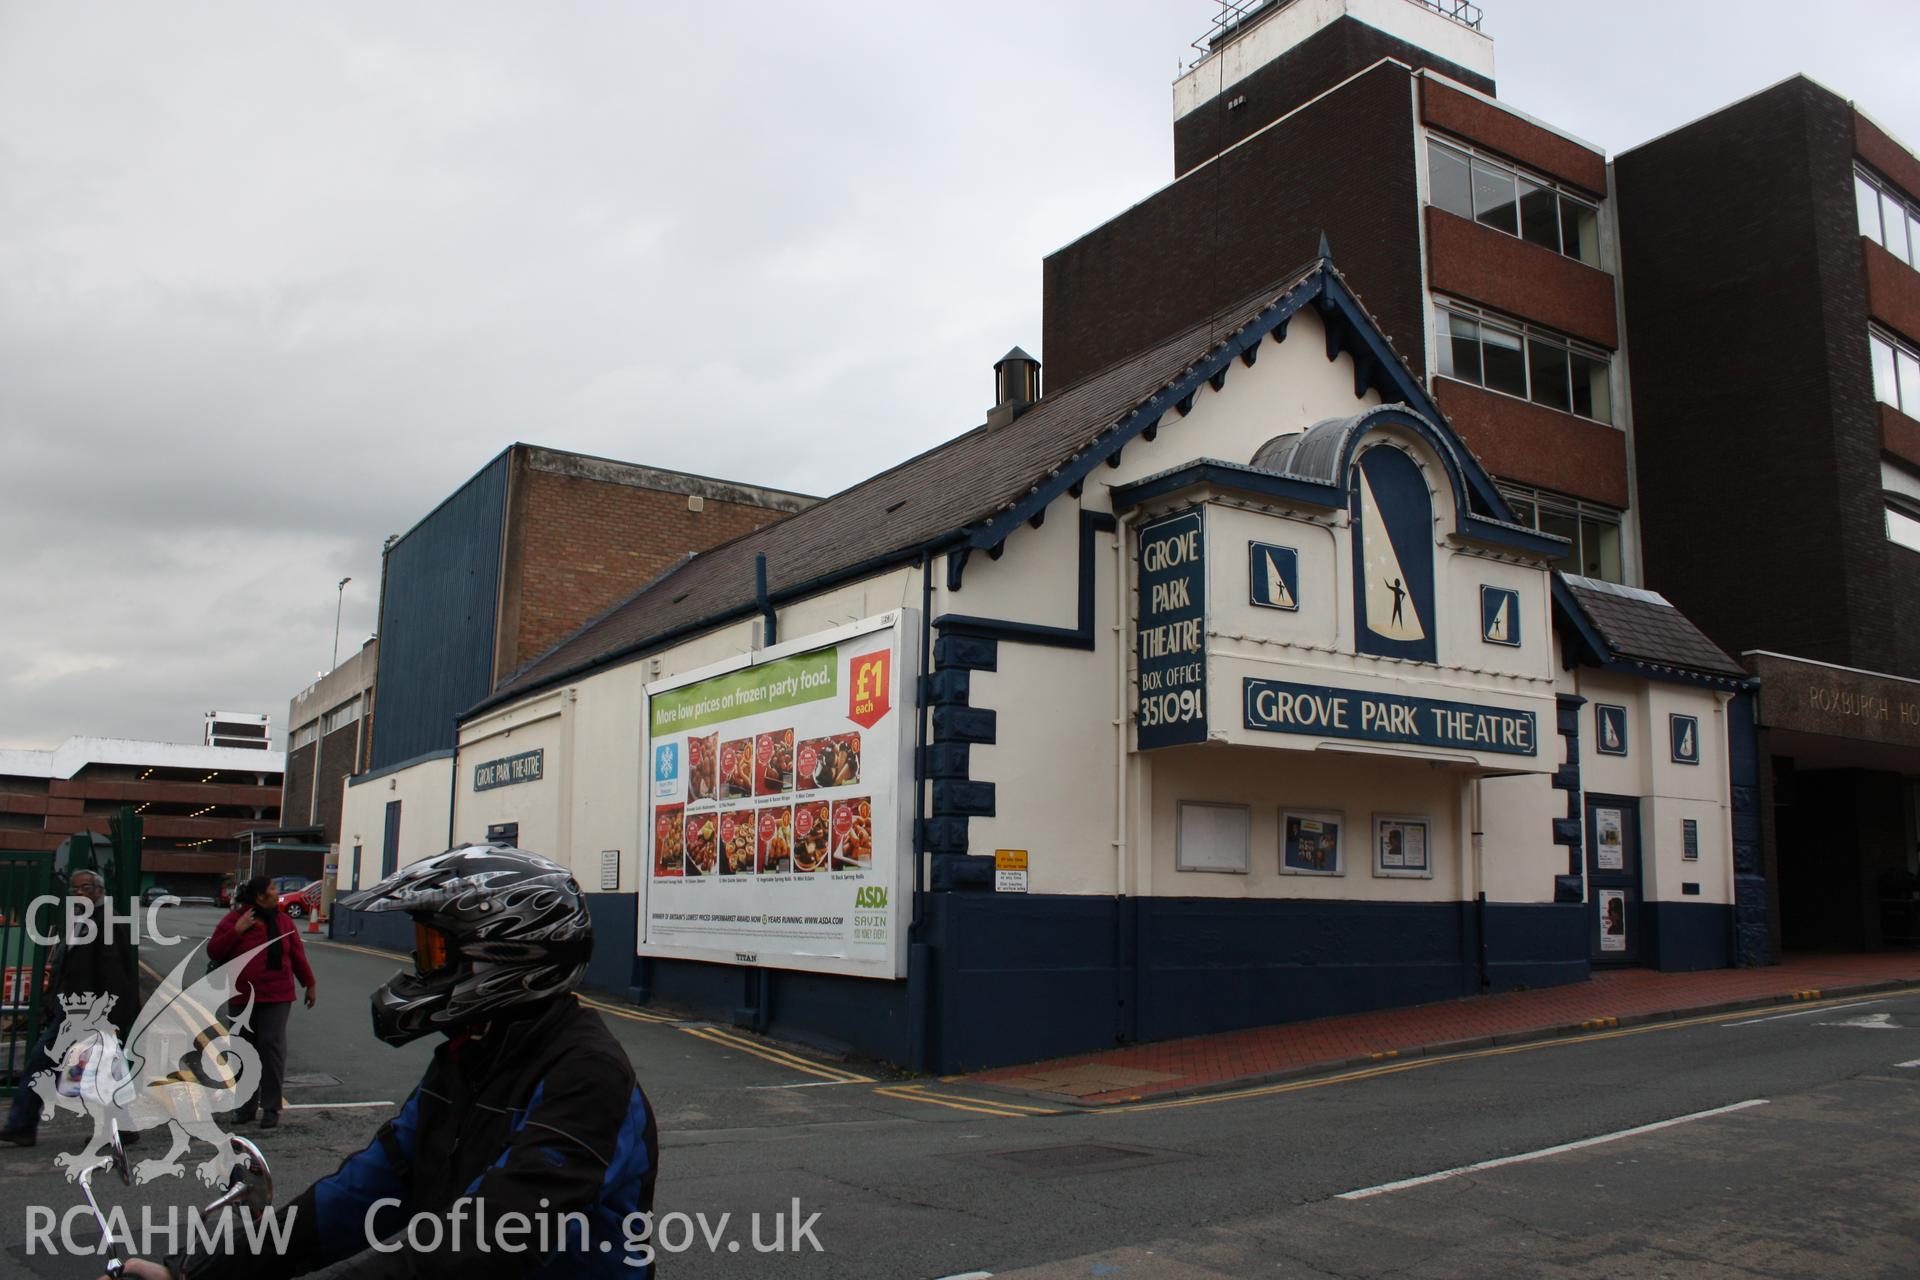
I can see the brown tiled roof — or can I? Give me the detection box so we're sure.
[484,265,1326,708]
[1561,576,1747,679]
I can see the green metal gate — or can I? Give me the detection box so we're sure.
[0,850,54,1099]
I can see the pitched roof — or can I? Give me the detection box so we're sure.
[482,263,1334,709]
[1559,576,1747,681]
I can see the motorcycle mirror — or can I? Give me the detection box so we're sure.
[203,1136,274,1215]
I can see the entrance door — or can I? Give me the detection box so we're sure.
[1586,796,1642,965]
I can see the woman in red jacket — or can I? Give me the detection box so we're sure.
[206,875,318,1130]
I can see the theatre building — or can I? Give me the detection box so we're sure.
[336,260,1750,1070]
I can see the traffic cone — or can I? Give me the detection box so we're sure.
[306,912,321,934]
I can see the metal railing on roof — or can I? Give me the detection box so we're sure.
[1189,0,1484,68]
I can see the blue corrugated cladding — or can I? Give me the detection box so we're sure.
[368,453,510,771]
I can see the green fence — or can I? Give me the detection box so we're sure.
[0,850,54,1099]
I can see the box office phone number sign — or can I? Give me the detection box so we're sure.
[1137,506,1207,748]
[640,612,913,980]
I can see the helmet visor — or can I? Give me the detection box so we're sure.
[414,922,455,977]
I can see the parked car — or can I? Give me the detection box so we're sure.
[141,884,173,906]
[281,880,323,919]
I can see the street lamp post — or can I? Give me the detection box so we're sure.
[331,577,351,671]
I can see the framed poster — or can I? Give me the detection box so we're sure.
[1373,814,1432,878]
[1176,802,1251,874]
[1599,888,1628,952]
[1280,809,1343,876]
[1595,807,1625,871]
[1682,818,1699,862]
[1479,585,1520,647]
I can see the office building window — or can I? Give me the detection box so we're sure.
[291,722,318,751]
[1889,504,1920,553]
[1428,138,1602,266]
[324,698,362,735]
[1436,300,1613,424]
[1871,329,1920,417]
[1497,484,1624,581]
[1857,167,1920,270]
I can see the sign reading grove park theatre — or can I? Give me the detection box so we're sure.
[1243,678,1539,757]
[1137,507,1207,748]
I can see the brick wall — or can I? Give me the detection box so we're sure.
[1865,238,1920,345]
[1175,16,1492,177]
[1617,76,1910,675]
[498,465,799,678]
[312,721,360,845]
[282,741,317,827]
[1431,378,1628,508]
[1421,79,1606,195]
[1047,62,1423,394]
[1426,208,1618,348]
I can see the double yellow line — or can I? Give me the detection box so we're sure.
[678,1024,874,1084]
[871,1082,1062,1118]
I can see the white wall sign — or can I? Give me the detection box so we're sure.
[1176,802,1251,874]
[1595,808,1624,871]
[994,850,1029,894]
[601,849,620,891]
[638,612,915,980]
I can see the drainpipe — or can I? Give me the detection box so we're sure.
[907,552,934,1071]
[1473,777,1488,992]
[755,553,776,648]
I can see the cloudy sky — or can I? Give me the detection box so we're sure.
[4,1,1917,751]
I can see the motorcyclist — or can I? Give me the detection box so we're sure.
[113,844,659,1278]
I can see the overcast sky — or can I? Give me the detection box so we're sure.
[4,1,1917,751]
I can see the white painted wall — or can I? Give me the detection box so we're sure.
[1145,744,1466,901]
[338,755,454,890]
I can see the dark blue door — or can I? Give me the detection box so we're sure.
[1587,796,1642,965]
[381,801,402,879]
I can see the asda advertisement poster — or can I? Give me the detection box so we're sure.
[639,611,915,979]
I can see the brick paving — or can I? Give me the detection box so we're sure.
[971,953,1920,1105]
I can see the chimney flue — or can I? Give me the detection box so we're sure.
[988,346,1041,430]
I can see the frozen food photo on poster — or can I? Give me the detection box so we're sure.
[758,804,794,874]
[757,728,795,796]
[832,797,873,869]
[722,736,754,799]
[794,799,831,872]
[654,804,685,877]
[686,811,718,876]
[719,809,756,876]
[799,733,862,791]
[687,731,718,802]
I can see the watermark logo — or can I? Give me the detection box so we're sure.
[25,895,185,948]
[36,939,274,1187]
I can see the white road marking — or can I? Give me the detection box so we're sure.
[931,1273,995,1280]
[1895,1059,1920,1069]
[744,1079,869,1090]
[1814,1013,1899,1029]
[1335,1099,1770,1200]
[1724,1000,1882,1026]
[281,1101,397,1110]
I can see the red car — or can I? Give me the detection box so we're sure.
[281,879,324,919]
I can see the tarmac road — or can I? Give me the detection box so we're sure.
[1,906,1915,1278]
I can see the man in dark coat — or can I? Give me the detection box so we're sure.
[2,867,141,1146]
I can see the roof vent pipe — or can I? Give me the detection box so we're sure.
[988,347,1041,431]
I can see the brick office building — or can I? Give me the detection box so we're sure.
[1615,78,1920,953]
[0,737,285,898]
[301,444,813,882]
[1044,0,1634,584]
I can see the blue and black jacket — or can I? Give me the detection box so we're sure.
[181,995,658,1278]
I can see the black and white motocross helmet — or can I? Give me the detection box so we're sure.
[339,844,593,1046]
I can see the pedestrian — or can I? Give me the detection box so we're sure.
[112,843,659,1278]
[1,868,140,1148]
[205,875,317,1130]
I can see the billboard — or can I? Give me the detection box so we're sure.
[639,611,916,979]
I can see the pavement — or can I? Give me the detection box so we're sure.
[965,952,1920,1107]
